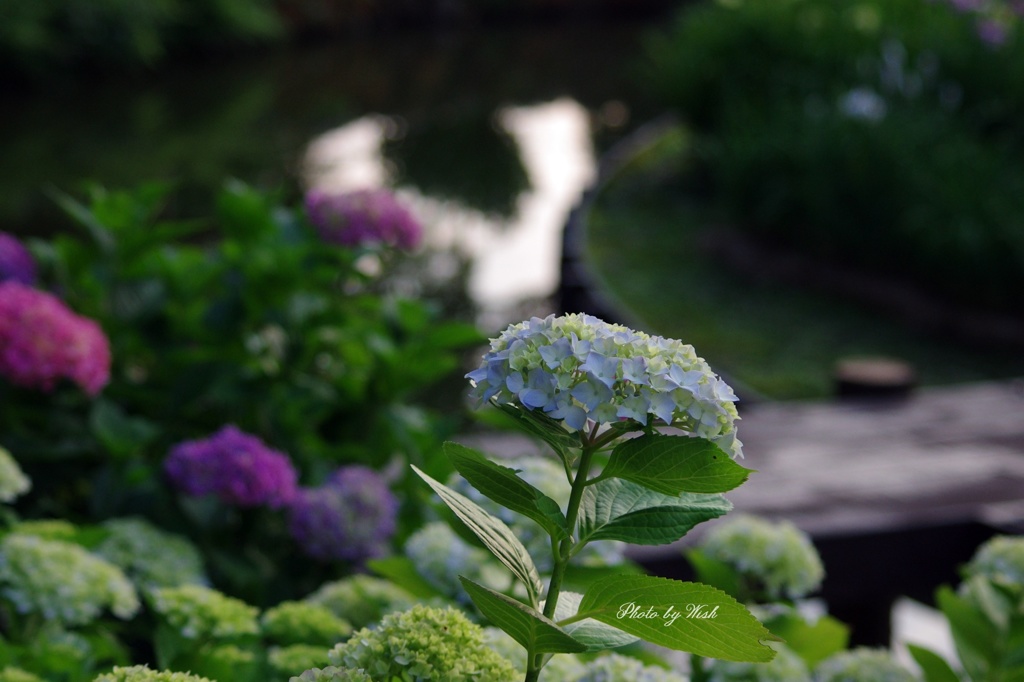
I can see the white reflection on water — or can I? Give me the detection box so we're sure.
[302,98,596,331]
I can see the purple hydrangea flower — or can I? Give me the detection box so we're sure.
[0,281,110,396]
[287,465,398,563]
[0,233,36,285]
[304,188,423,250]
[164,425,298,508]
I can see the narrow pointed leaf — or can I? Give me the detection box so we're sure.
[576,574,777,662]
[578,478,731,546]
[600,433,751,495]
[551,591,639,651]
[907,644,962,682]
[412,465,543,603]
[460,577,587,654]
[444,442,569,540]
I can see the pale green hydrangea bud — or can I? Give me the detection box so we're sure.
[700,515,824,600]
[269,645,332,679]
[327,604,518,681]
[964,535,1024,590]
[0,667,45,682]
[304,575,415,629]
[194,643,259,679]
[148,584,259,639]
[813,648,918,682]
[10,519,78,541]
[92,666,214,682]
[291,668,372,682]
[707,645,811,681]
[95,518,208,592]
[404,522,507,599]
[467,313,743,458]
[261,600,352,647]
[0,534,140,626]
[574,653,689,682]
[0,448,29,503]
[448,456,626,573]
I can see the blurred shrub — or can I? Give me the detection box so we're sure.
[645,0,1024,315]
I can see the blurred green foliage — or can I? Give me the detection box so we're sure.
[645,0,1024,315]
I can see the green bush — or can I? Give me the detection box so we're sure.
[645,0,1024,315]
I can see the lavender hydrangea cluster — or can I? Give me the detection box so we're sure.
[467,313,743,457]
[0,282,111,396]
[164,425,298,508]
[305,188,423,250]
[287,465,399,563]
[0,233,36,285]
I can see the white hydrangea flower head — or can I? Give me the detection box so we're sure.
[95,517,208,592]
[291,667,372,682]
[467,314,742,458]
[0,534,139,626]
[447,456,626,573]
[814,648,917,682]
[0,448,29,503]
[700,515,824,600]
[327,604,518,681]
[707,644,811,681]
[964,535,1024,590]
[93,666,215,682]
[148,584,259,640]
[303,575,415,630]
[404,521,507,599]
[573,652,690,682]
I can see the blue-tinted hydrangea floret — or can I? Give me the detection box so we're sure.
[814,648,917,682]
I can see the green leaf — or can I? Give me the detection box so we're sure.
[494,402,579,463]
[685,550,742,601]
[575,574,777,662]
[89,399,160,460]
[551,591,639,651]
[412,465,543,604]
[907,644,962,682]
[938,585,998,681]
[445,441,570,540]
[598,433,752,495]
[366,557,447,601]
[578,478,731,546]
[460,577,587,655]
[47,186,116,254]
[763,610,849,668]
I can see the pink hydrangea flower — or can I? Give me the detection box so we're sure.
[0,282,110,396]
[305,188,423,250]
[164,425,298,508]
[0,233,36,285]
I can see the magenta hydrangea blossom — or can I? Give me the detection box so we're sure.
[0,281,110,396]
[0,233,36,285]
[304,188,423,250]
[287,465,398,563]
[164,425,298,508]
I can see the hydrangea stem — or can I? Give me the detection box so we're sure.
[525,440,600,682]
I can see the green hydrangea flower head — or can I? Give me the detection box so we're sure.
[0,666,46,682]
[95,517,208,591]
[404,521,507,599]
[269,645,332,679]
[700,515,824,600]
[261,600,352,647]
[10,519,78,541]
[467,313,743,458]
[148,584,259,639]
[964,535,1024,590]
[0,448,30,503]
[707,644,811,681]
[574,653,689,682]
[291,668,372,682]
[92,666,214,682]
[304,575,415,629]
[814,648,918,682]
[0,534,139,626]
[327,604,518,681]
